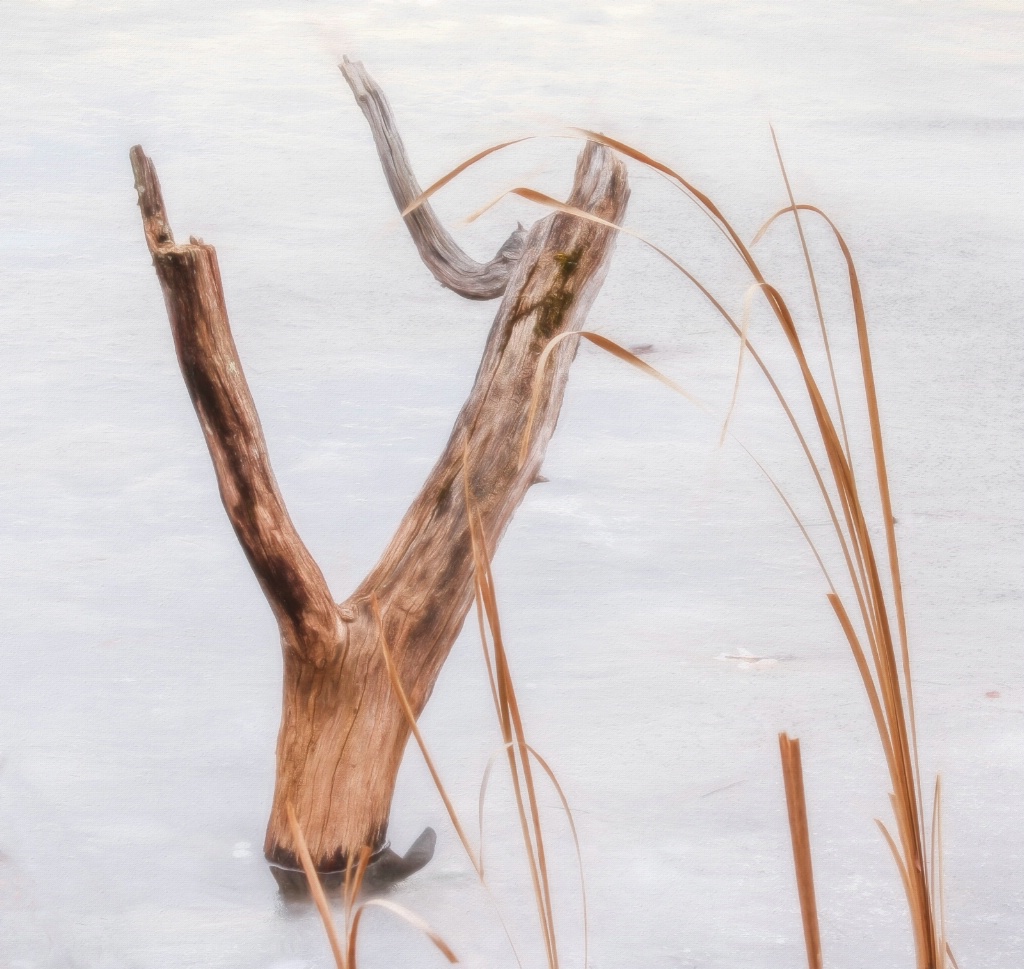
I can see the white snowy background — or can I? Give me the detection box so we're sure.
[1,2,1021,967]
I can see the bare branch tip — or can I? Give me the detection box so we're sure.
[129,144,173,251]
[338,56,371,101]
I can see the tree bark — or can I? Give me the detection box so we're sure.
[130,64,628,879]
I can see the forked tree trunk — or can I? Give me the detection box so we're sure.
[130,61,628,880]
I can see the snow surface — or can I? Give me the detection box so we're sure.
[1,2,1021,967]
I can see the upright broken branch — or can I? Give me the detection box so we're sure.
[131,66,628,878]
[130,146,340,669]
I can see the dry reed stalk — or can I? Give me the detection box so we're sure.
[778,734,823,969]
[463,481,561,969]
[378,575,587,969]
[286,801,456,968]
[287,802,347,969]
[405,126,951,966]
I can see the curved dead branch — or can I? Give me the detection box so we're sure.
[340,56,526,300]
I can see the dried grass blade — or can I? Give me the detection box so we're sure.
[877,815,931,969]
[759,281,892,718]
[498,662,559,969]
[344,846,372,927]
[400,138,533,217]
[477,740,591,969]
[462,476,559,969]
[493,185,875,647]
[286,802,346,969]
[343,846,372,955]
[804,207,922,817]
[525,743,590,969]
[889,790,934,969]
[377,572,527,967]
[519,330,704,469]
[349,899,459,964]
[754,204,917,769]
[719,283,762,446]
[373,596,481,875]
[826,594,894,770]
[570,128,752,265]
[477,749,501,880]
[929,776,940,942]
[778,734,823,969]
[487,567,559,968]
[875,817,915,912]
[768,127,851,463]
[934,775,948,964]
[767,202,933,942]
[466,555,550,964]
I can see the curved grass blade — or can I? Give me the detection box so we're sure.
[518,329,706,471]
[374,596,482,875]
[483,184,878,657]
[878,811,934,969]
[400,137,535,217]
[718,282,763,447]
[348,898,459,966]
[461,456,561,969]
[753,204,913,708]
[755,201,934,956]
[374,594,526,969]
[478,741,591,969]
[768,127,852,464]
[468,507,560,969]
[286,803,346,969]
[525,744,590,969]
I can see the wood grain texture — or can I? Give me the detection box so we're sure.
[340,57,526,300]
[132,103,628,874]
[357,139,629,711]
[130,146,341,670]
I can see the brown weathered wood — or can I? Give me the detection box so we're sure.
[340,57,526,300]
[129,146,341,669]
[131,81,628,879]
[264,139,628,873]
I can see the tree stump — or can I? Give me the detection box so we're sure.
[130,60,629,884]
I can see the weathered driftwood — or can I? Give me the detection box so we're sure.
[130,65,628,880]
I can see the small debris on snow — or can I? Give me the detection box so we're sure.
[716,647,779,670]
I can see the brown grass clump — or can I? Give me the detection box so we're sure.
[391,126,953,966]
